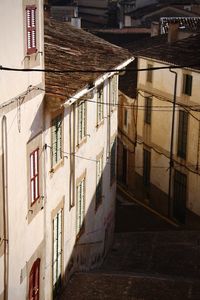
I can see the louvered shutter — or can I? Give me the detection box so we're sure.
[26,6,37,54]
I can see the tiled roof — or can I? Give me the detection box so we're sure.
[44,19,132,101]
[133,33,200,70]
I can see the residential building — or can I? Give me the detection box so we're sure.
[0,1,133,300]
[43,18,133,299]
[0,0,45,299]
[133,32,200,224]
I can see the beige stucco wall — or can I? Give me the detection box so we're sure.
[135,57,200,217]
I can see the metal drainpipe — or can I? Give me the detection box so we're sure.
[2,115,9,300]
[168,69,178,218]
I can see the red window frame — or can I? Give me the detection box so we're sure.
[30,148,40,205]
[26,5,37,55]
[29,258,40,300]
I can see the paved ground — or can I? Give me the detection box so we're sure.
[60,189,200,300]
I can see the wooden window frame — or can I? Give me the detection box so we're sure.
[97,86,104,125]
[146,63,153,83]
[30,148,40,206]
[29,258,40,300]
[52,209,63,299]
[143,149,151,186]
[26,5,37,55]
[76,177,86,237]
[144,97,152,124]
[51,114,63,168]
[110,138,117,185]
[177,110,188,159]
[77,100,86,144]
[183,74,192,96]
[95,153,103,210]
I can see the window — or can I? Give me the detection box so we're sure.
[183,74,192,96]
[143,149,151,186]
[97,87,104,124]
[29,258,40,300]
[144,97,152,124]
[53,209,62,299]
[30,148,39,205]
[51,114,62,167]
[26,6,37,55]
[76,178,85,234]
[96,154,103,209]
[77,100,86,144]
[173,170,187,223]
[147,64,153,83]
[124,109,128,127]
[177,110,188,159]
[110,75,118,110]
[110,139,116,183]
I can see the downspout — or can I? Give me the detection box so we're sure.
[2,115,9,300]
[107,80,111,160]
[168,69,178,218]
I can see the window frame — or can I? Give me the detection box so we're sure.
[183,74,192,96]
[76,177,86,236]
[51,113,63,168]
[110,138,117,185]
[30,148,40,206]
[97,86,104,125]
[144,96,152,125]
[143,149,151,186]
[77,100,86,144]
[52,209,63,299]
[146,63,153,83]
[177,110,188,159]
[110,75,118,111]
[96,153,103,210]
[26,5,37,55]
[29,258,40,300]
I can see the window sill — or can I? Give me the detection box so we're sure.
[76,136,87,149]
[27,196,44,224]
[50,159,64,175]
[96,119,104,129]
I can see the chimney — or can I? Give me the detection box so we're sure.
[151,21,160,37]
[168,22,179,43]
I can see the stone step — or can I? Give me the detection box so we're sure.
[61,272,200,300]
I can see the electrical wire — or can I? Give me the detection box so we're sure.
[1,63,200,73]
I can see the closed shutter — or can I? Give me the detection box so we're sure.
[76,179,85,233]
[51,115,62,167]
[26,6,37,54]
[53,210,62,297]
[78,101,86,142]
[30,148,39,204]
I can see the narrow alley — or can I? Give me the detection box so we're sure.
[61,188,200,300]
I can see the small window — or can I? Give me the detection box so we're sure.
[144,97,152,124]
[97,87,104,124]
[26,6,37,55]
[53,209,63,299]
[124,109,128,127]
[183,74,192,96]
[110,139,116,183]
[96,154,103,209]
[77,100,86,144]
[51,114,62,167]
[30,148,40,205]
[177,110,188,159]
[147,64,153,83]
[76,178,85,234]
[143,149,151,186]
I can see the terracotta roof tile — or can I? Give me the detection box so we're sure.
[44,19,132,101]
